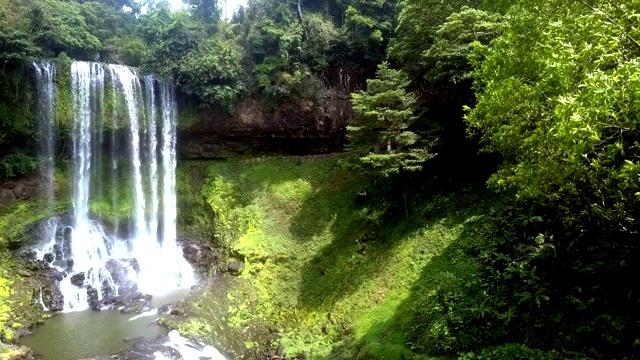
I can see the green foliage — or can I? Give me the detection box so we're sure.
[348,62,433,176]
[0,28,37,64]
[30,0,102,59]
[178,37,244,113]
[390,0,484,81]
[464,1,640,357]
[300,13,339,72]
[174,157,511,359]
[0,152,39,179]
[423,7,502,83]
[184,0,220,33]
[140,9,203,78]
[342,0,397,63]
[103,37,145,67]
[0,272,11,342]
[459,343,556,360]
[0,62,36,175]
[467,0,640,224]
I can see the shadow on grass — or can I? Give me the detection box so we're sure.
[318,186,502,359]
[293,177,498,317]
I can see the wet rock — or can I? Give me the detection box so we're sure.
[53,243,64,259]
[228,260,245,276]
[19,249,37,261]
[13,183,30,200]
[114,292,153,313]
[157,305,171,314]
[104,259,139,295]
[2,181,16,189]
[87,286,99,311]
[118,280,138,296]
[124,335,144,342]
[120,302,144,314]
[70,272,86,286]
[0,188,15,206]
[65,258,74,272]
[43,252,55,263]
[116,342,181,360]
[42,283,64,312]
[169,308,182,316]
[24,259,44,271]
[15,326,33,339]
[177,237,221,276]
[98,295,117,311]
[17,269,33,277]
[0,345,35,360]
[43,267,65,282]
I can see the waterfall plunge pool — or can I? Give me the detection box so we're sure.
[18,288,215,359]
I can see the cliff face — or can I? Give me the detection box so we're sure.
[177,68,362,159]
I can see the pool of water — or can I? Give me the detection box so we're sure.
[20,288,191,359]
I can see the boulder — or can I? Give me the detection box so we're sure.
[13,183,30,200]
[0,345,35,360]
[2,181,16,189]
[0,188,16,206]
[120,302,144,314]
[228,260,245,276]
[42,252,55,263]
[70,272,85,287]
[43,267,65,282]
[42,282,64,312]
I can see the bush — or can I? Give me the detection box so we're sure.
[460,343,557,360]
[0,153,39,179]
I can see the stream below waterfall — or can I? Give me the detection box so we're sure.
[19,288,193,359]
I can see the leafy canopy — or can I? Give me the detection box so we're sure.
[467,0,640,229]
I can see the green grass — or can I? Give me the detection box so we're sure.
[174,156,505,359]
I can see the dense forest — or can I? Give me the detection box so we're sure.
[2,0,640,359]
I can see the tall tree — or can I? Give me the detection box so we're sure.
[347,62,433,176]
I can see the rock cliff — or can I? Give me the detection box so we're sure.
[177,68,361,159]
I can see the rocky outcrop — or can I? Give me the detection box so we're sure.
[0,345,36,360]
[0,171,49,208]
[177,236,224,277]
[178,82,356,159]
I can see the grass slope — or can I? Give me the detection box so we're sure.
[175,155,503,359]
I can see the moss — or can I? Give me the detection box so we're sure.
[173,156,501,359]
[54,54,73,128]
[177,98,201,130]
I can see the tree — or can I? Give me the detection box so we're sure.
[389,0,483,77]
[0,28,37,65]
[29,0,102,59]
[178,37,244,112]
[184,0,220,33]
[423,7,502,83]
[342,0,397,65]
[347,62,433,176]
[466,0,640,223]
[139,9,204,78]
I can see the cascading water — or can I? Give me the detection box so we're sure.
[32,61,194,312]
[32,61,56,203]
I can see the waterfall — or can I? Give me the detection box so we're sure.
[32,61,194,312]
[32,61,56,204]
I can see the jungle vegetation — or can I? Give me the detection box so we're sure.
[1,0,640,358]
